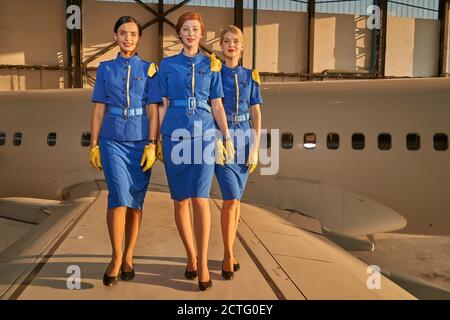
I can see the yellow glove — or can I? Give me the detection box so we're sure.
[247,147,259,174]
[89,146,102,171]
[140,144,156,172]
[225,138,236,164]
[215,139,226,166]
[156,137,163,162]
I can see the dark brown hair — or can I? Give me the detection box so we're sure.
[114,16,143,36]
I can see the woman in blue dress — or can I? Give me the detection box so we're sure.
[89,16,161,287]
[156,12,235,291]
[215,26,263,280]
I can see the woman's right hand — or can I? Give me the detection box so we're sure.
[89,145,102,171]
[215,139,226,166]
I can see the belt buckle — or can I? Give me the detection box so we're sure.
[188,97,197,110]
[232,114,239,125]
[123,108,128,119]
[187,98,197,116]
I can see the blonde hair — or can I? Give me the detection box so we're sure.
[220,25,244,45]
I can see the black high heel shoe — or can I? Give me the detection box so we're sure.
[185,257,198,280]
[103,272,120,287]
[185,268,198,280]
[233,257,240,272]
[198,277,213,291]
[120,263,135,281]
[221,261,234,280]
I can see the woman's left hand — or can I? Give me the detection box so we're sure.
[89,145,102,171]
[215,139,226,166]
[247,147,259,174]
[141,144,156,172]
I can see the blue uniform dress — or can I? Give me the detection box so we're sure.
[214,65,263,200]
[157,51,224,201]
[92,53,161,209]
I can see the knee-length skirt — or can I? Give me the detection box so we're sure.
[162,134,215,201]
[99,137,151,209]
[214,123,252,201]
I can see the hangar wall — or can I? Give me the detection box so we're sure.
[0,0,446,91]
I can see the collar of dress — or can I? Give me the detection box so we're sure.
[115,52,141,65]
[178,50,204,65]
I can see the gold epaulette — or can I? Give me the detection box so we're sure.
[208,53,222,72]
[147,63,158,78]
[252,69,261,85]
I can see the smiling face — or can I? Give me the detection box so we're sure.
[114,22,140,55]
[220,31,244,60]
[179,19,203,50]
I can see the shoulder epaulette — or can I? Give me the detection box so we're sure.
[252,69,261,85]
[208,53,222,72]
[147,63,158,78]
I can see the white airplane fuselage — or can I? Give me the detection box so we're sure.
[1,78,449,236]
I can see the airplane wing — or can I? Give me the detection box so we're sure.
[0,181,415,300]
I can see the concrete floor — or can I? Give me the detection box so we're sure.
[354,233,450,292]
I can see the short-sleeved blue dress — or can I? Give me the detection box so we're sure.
[92,53,161,209]
[156,51,224,201]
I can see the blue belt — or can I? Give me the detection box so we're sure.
[170,99,211,113]
[227,113,250,123]
[108,107,145,117]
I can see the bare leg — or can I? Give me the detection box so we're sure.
[191,198,211,282]
[106,206,127,276]
[122,208,143,271]
[174,199,198,272]
[234,203,241,265]
[221,200,239,272]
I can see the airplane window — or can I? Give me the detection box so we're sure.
[81,132,91,147]
[0,132,5,146]
[303,133,316,149]
[47,132,57,147]
[434,133,448,151]
[261,132,271,150]
[281,132,294,149]
[378,133,391,150]
[13,132,22,146]
[327,133,339,150]
[407,133,421,151]
[352,133,365,150]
